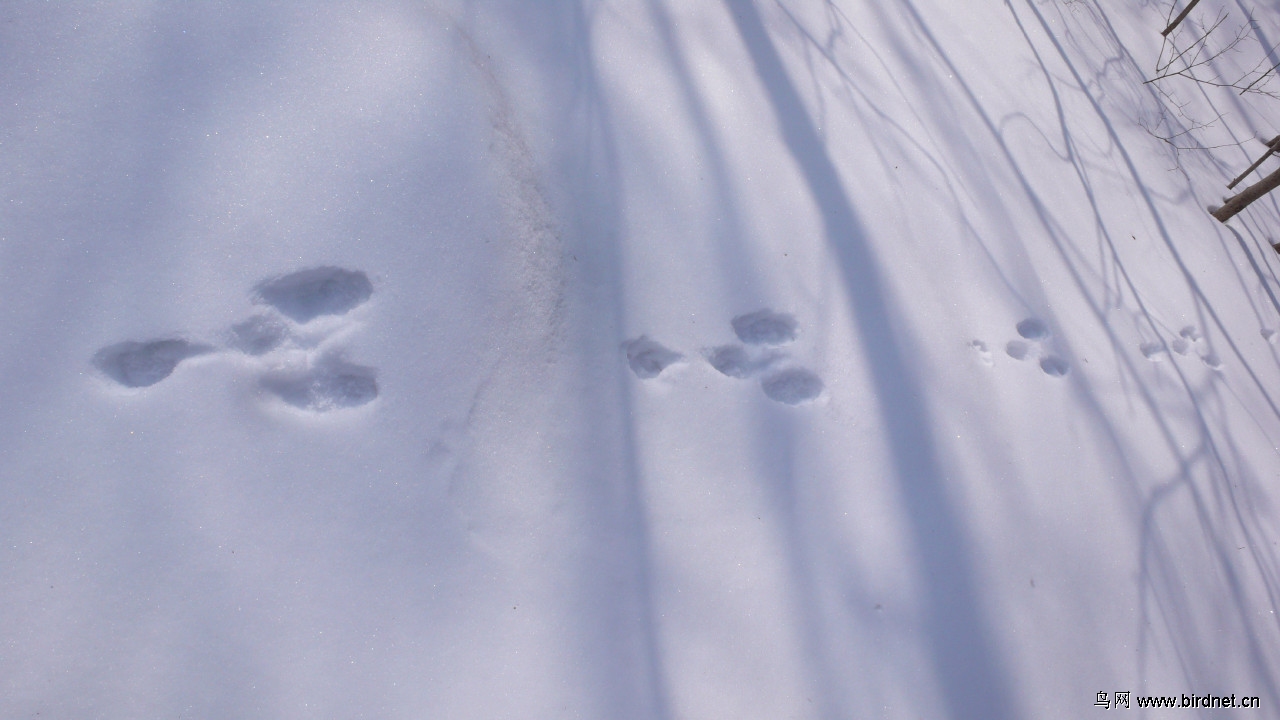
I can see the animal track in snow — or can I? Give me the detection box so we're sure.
[969,340,993,366]
[1003,318,1068,377]
[1005,340,1032,361]
[94,339,212,388]
[705,344,780,379]
[707,344,753,378]
[716,310,823,404]
[622,336,682,379]
[94,267,380,412]
[1039,356,1069,377]
[255,267,373,323]
[760,368,824,405]
[1140,342,1168,361]
[1175,326,1222,369]
[732,309,798,346]
[261,359,378,411]
[230,315,289,356]
[1262,328,1278,344]
[627,309,824,405]
[1149,326,1220,370]
[1016,318,1050,340]
[243,267,379,411]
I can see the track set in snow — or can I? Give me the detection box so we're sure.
[3,1,1280,718]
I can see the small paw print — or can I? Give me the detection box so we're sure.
[1150,326,1220,371]
[621,336,682,379]
[714,309,823,404]
[1001,318,1068,377]
[623,308,825,405]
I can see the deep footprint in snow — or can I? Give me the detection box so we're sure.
[261,359,378,411]
[623,336,682,379]
[1039,356,1069,377]
[714,311,824,403]
[93,339,212,388]
[242,270,381,409]
[706,344,779,378]
[1140,342,1167,361]
[706,345,754,378]
[1174,326,1221,368]
[969,340,994,366]
[761,368,824,405]
[632,312,824,403]
[255,267,373,323]
[1005,319,1069,376]
[1016,318,1050,340]
[1006,340,1033,361]
[230,314,288,355]
[732,309,799,346]
[94,271,380,404]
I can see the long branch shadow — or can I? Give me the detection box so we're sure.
[854,0,1280,702]
[767,0,1280,706]
[726,2,1018,717]
[473,0,1280,715]
[1013,3,1280,703]
[643,0,764,312]
[644,2,853,715]
[542,2,675,716]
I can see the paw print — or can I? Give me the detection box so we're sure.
[92,339,213,388]
[718,309,823,404]
[1146,326,1221,371]
[1002,318,1069,377]
[622,304,824,404]
[622,308,824,405]
[92,266,380,412]
[622,336,682,379]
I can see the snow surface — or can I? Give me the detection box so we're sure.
[3,1,1280,718]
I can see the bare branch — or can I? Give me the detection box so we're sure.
[1227,136,1280,189]
[1147,10,1279,98]
[1162,0,1203,37]
[1212,164,1280,222]
[1152,11,1236,78]
[1236,42,1280,95]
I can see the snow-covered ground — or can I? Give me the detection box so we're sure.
[3,1,1279,718]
